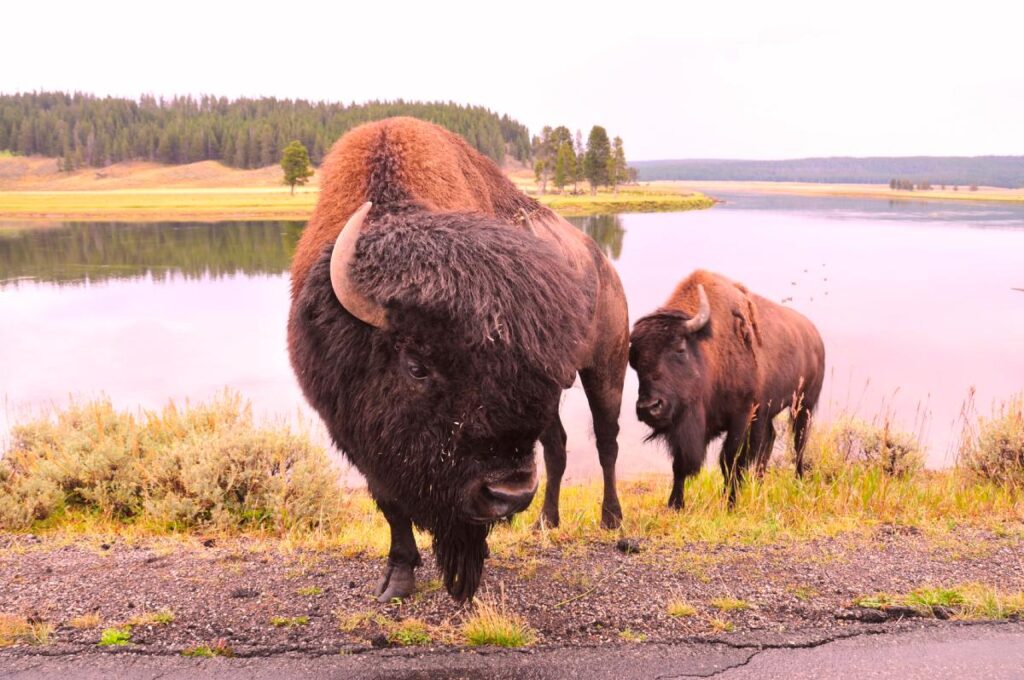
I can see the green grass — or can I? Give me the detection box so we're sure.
[296,586,324,597]
[462,599,536,648]
[269,615,309,628]
[537,189,715,216]
[855,584,1024,619]
[98,627,132,646]
[181,639,234,657]
[387,619,432,646]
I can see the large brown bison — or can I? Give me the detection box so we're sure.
[288,118,629,602]
[629,270,824,508]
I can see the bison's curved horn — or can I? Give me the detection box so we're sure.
[330,201,388,329]
[682,284,711,334]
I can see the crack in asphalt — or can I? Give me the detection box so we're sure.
[656,649,760,679]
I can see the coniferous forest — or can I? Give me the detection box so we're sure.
[0,92,532,170]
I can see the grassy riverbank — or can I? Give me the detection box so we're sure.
[0,156,714,221]
[1,395,1022,654]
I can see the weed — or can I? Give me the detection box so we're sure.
[710,597,750,612]
[68,613,102,629]
[854,583,1024,620]
[127,609,174,626]
[269,615,309,628]
[182,638,234,657]
[0,615,52,647]
[462,598,536,648]
[296,586,324,597]
[709,618,735,633]
[618,628,647,642]
[960,395,1024,485]
[667,600,698,618]
[98,627,132,646]
[387,619,432,646]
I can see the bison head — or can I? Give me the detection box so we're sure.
[291,202,590,599]
[629,286,711,434]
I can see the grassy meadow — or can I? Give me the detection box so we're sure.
[0,156,714,221]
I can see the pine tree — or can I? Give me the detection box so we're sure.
[532,126,555,195]
[608,136,628,193]
[583,126,611,195]
[280,140,314,195]
[553,141,576,192]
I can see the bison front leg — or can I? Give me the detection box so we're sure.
[668,416,705,510]
[375,501,421,602]
[719,419,751,510]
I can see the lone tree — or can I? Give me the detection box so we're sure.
[281,140,314,195]
[583,126,611,195]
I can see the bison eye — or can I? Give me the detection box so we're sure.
[406,358,429,380]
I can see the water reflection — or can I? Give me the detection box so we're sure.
[567,214,626,260]
[0,221,304,286]
[2,197,1023,476]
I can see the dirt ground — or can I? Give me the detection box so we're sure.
[1,525,1021,657]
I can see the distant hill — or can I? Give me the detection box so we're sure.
[632,157,1024,188]
[0,91,532,170]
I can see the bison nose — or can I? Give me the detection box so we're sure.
[637,397,666,419]
[472,465,538,522]
[483,479,537,518]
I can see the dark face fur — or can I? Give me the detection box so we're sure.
[290,205,588,598]
[629,312,707,435]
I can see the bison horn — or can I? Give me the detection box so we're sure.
[330,201,388,328]
[682,284,711,334]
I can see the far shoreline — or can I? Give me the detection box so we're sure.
[649,179,1024,205]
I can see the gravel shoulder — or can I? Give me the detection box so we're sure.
[0,526,1021,658]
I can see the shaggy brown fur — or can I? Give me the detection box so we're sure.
[629,270,825,508]
[288,118,629,602]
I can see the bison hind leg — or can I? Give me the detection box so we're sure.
[537,416,567,528]
[792,407,813,478]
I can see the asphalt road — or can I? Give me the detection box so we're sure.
[2,622,1022,679]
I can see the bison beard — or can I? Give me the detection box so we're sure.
[433,522,490,602]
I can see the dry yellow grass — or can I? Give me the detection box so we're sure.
[0,156,713,221]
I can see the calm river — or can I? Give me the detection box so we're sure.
[2,194,1022,479]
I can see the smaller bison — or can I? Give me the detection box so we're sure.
[629,270,825,508]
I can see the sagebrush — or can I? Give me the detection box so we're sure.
[0,393,344,531]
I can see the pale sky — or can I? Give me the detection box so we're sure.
[3,0,1022,160]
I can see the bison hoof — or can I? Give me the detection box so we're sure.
[375,562,416,603]
[667,496,683,511]
[535,512,560,529]
[600,507,623,530]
